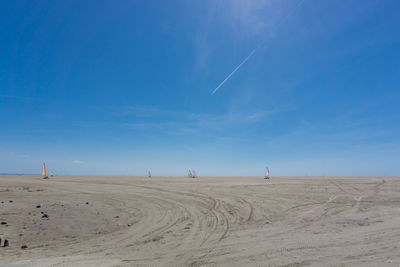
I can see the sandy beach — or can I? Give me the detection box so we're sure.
[0,175,399,266]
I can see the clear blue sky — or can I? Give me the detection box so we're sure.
[1,0,399,176]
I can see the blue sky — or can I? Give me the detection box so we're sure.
[1,0,399,176]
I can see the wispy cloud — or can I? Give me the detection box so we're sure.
[118,106,170,117]
[246,110,275,121]
[119,106,279,136]
[0,95,33,101]
[73,160,84,164]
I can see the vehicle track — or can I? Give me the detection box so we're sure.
[1,175,400,267]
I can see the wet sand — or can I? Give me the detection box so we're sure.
[0,175,399,266]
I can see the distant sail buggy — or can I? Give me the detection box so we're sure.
[264,167,270,179]
[188,169,198,178]
[148,170,151,178]
[42,162,49,179]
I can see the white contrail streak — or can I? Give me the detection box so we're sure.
[211,0,306,95]
[211,42,263,95]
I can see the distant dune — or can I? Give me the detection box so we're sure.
[0,175,399,266]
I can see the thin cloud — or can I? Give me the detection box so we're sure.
[120,106,280,136]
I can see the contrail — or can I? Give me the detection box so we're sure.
[211,0,306,95]
[211,41,264,95]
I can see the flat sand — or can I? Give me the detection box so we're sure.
[0,175,399,266]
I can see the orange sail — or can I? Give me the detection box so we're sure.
[42,162,46,177]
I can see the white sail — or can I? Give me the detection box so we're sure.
[265,167,270,179]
